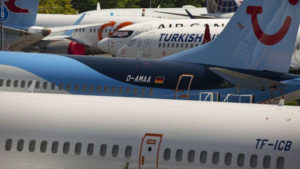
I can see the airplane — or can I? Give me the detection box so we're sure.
[29,0,239,55]
[111,27,300,71]
[111,25,222,58]
[0,0,299,104]
[97,19,229,56]
[2,0,107,52]
[0,91,299,169]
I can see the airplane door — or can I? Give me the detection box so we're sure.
[139,133,163,169]
[175,74,194,99]
[143,34,152,58]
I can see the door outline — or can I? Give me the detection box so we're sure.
[139,133,163,169]
[143,33,152,57]
[175,74,194,99]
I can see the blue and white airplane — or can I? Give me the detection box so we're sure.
[0,0,300,104]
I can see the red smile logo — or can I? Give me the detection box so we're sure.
[5,0,29,13]
[246,0,298,45]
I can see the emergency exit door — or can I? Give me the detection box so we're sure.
[139,133,163,169]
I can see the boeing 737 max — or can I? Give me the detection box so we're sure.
[0,92,299,169]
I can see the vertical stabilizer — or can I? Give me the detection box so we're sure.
[207,0,239,13]
[4,0,39,27]
[164,0,300,73]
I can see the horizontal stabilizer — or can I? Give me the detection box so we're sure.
[209,67,282,90]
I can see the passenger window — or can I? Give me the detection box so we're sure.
[176,43,179,48]
[167,43,170,48]
[163,148,171,161]
[28,81,33,88]
[66,83,71,91]
[237,153,245,167]
[87,143,94,156]
[250,154,258,168]
[104,85,108,93]
[200,151,207,163]
[0,79,3,86]
[63,142,70,154]
[6,79,11,87]
[111,86,116,94]
[185,43,189,48]
[29,140,36,152]
[13,80,18,87]
[158,43,161,48]
[263,155,271,168]
[97,85,101,93]
[5,139,12,151]
[21,81,26,88]
[35,81,40,89]
[125,87,130,94]
[196,44,199,47]
[75,143,82,155]
[212,152,220,165]
[51,82,56,90]
[124,145,132,158]
[58,83,63,90]
[141,88,145,96]
[224,152,232,166]
[133,88,138,95]
[171,43,175,48]
[162,43,166,48]
[100,144,107,157]
[118,87,123,94]
[17,139,24,151]
[51,141,59,153]
[43,82,48,89]
[40,141,47,153]
[188,150,195,162]
[180,43,184,48]
[74,84,79,91]
[89,85,94,92]
[190,44,194,48]
[276,156,284,169]
[175,149,183,162]
[112,145,119,157]
[148,88,153,96]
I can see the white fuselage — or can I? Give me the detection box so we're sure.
[116,27,222,58]
[0,92,299,169]
[97,19,229,56]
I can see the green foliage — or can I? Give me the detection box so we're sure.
[71,0,99,13]
[286,101,300,106]
[39,0,77,14]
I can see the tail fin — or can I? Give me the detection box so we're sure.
[164,0,300,73]
[207,0,240,14]
[4,0,39,27]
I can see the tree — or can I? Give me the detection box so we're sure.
[71,0,98,13]
[39,0,77,14]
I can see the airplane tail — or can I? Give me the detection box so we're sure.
[163,0,300,73]
[206,0,241,14]
[4,0,39,27]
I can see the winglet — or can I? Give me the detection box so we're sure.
[97,2,101,11]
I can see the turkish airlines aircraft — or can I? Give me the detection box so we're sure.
[97,19,229,56]
[111,25,222,58]
[0,92,299,169]
[0,0,299,104]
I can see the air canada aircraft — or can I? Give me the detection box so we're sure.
[0,92,299,169]
[0,0,300,104]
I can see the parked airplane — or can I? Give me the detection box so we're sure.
[31,15,165,55]
[0,91,299,169]
[110,25,222,58]
[0,0,299,104]
[3,0,106,52]
[97,19,229,56]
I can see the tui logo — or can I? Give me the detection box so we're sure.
[5,0,29,13]
[246,0,298,45]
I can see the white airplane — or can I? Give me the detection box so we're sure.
[0,91,299,169]
[113,27,300,62]
[2,0,106,52]
[114,25,222,58]
[97,19,229,56]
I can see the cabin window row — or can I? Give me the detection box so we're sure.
[0,79,153,96]
[162,148,284,169]
[158,42,200,49]
[5,139,132,158]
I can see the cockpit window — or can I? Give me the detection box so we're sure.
[110,31,133,38]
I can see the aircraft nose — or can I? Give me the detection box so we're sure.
[98,38,110,53]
